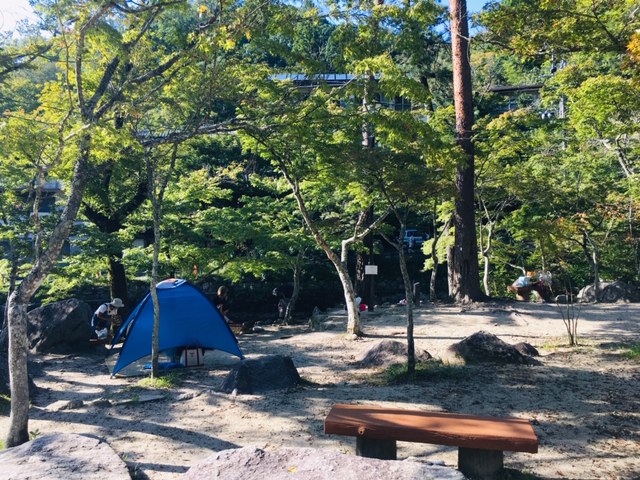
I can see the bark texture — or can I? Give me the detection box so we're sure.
[450,0,483,302]
[6,138,92,447]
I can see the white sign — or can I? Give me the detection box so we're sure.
[365,265,378,275]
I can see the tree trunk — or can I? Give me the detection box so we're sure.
[450,0,483,303]
[82,175,147,307]
[6,136,92,448]
[482,220,494,297]
[0,246,19,352]
[355,250,367,301]
[340,239,362,335]
[338,265,362,335]
[284,251,304,324]
[299,217,361,335]
[430,252,439,302]
[150,204,161,378]
[580,231,601,302]
[592,247,601,302]
[281,166,367,336]
[354,208,373,304]
[147,145,177,377]
[82,176,147,305]
[108,253,128,305]
[359,49,377,311]
[355,208,375,311]
[447,243,456,299]
[483,252,491,297]
[5,296,30,446]
[398,237,416,373]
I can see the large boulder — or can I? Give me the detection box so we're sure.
[184,446,464,480]
[26,298,93,353]
[221,355,301,394]
[0,353,9,396]
[0,433,130,480]
[577,281,638,303]
[448,331,541,366]
[0,353,38,397]
[356,340,432,368]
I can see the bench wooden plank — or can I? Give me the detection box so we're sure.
[324,404,538,454]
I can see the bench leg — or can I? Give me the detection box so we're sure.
[458,447,503,480]
[355,437,397,460]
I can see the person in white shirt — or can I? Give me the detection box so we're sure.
[91,298,124,340]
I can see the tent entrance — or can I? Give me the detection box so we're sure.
[105,349,181,377]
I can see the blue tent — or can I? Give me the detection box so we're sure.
[111,279,243,375]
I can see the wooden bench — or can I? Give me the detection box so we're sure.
[324,404,538,480]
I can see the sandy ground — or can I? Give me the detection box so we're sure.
[3,301,640,480]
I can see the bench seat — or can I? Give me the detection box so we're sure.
[324,404,538,479]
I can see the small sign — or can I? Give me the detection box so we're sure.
[365,265,378,275]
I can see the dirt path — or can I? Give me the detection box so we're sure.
[3,302,639,479]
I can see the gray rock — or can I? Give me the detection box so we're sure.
[44,399,84,412]
[308,307,323,331]
[0,353,11,396]
[220,355,301,394]
[577,281,638,303]
[0,433,130,480]
[0,353,38,397]
[600,281,633,302]
[356,339,432,367]
[26,298,93,353]
[513,342,539,357]
[184,446,465,480]
[448,331,541,366]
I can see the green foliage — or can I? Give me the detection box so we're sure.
[137,372,181,390]
[569,75,640,140]
[1,0,639,310]
[35,273,104,304]
[623,343,640,361]
[480,0,639,57]
[473,15,640,293]
[371,359,467,385]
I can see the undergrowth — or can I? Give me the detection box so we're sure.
[623,343,640,361]
[540,337,595,352]
[370,360,467,385]
[538,337,566,350]
[136,372,181,390]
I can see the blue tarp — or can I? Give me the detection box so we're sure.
[111,279,243,375]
